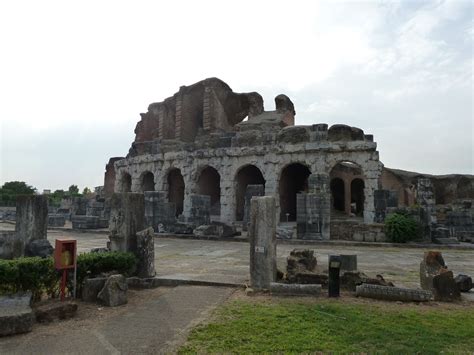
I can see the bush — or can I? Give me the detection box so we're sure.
[384,213,421,243]
[76,251,137,286]
[0,252,137,300]
[0,257,59,300]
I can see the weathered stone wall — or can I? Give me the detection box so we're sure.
[15,195,48,247]
[104,157,125,197]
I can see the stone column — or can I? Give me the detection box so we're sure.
[249,196,276,290]
[109,193,145,253]
[243,184,265,231]
[16,195,48,250]
[136,227,155,278]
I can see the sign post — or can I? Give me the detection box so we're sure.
[54,239,77,301]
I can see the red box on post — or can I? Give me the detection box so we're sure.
[54,239,77,270]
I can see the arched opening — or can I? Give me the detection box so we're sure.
[351,178,365,216]
[167,168,185,217]
[141,171,155,192]
[235,165,265,221]
[121,173,132,192]
[279,163,311,222]
[330,161,365,217]
[198,166,221,216]
[330,178,345,212]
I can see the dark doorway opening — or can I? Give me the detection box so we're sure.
[141,171,155,192]
[351,178,364,216]
[121,173,132,192]
[198,166,221,215]
[235,165,265,221]
[330,178,345,212]
[167,169,185,217]
[279,163,311,221]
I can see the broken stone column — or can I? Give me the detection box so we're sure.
[136,227,155,278]
[417,178,436,240]
[296,174,330,240]
[109,193,145,253]
[188,194,211,226]
[374,190,390,223]
[15,195,48,255]
[249,196,276,290]
[420,251,446,291]
[243,184,265,231]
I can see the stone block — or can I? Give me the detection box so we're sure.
[97,274,128,307]
[48,214,66,227]
[109,193,145,253]
[454,274,472,292]
[0,293,34,336]
[136,227,155,278]
[270,283,321,296]
[432,271,461,302]
[420,251,446,291]
[249,196,276,290]
[82,277,107,303]
[340,255,357,271]
[24,239,53,258]
[188,194,211,226]
[71,215,101,229]
[0,231,23,259]
[355,284,433,302]
[16,195,48,245]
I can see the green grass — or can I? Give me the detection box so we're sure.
[179,299,474,354]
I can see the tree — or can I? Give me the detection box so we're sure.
[82,187,92,196]
[68,185,79,195]
[0,181,36,206]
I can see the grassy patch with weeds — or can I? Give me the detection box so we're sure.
[180,299,474,353]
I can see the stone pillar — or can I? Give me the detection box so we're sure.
[249,196,276,290]
[296,174,330,240]
[417,178,436,240]
[243,184,265,231]
[374,190,389,223]
[109,193,145,253]
[136,227,155,278]
[16,195,48,250]
[187,194,211,226]
[144,191,176,230]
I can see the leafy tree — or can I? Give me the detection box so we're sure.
[0,181,36,206]
[48,189,66,208]
[82,187,92,195]
[68,185,79,195]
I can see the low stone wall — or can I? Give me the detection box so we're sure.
[330,220,386,242]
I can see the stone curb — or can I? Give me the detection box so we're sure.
[127,276,243,289]
[270,282,322,296]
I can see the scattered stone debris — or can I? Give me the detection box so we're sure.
[454,274,473,292]
[97,274,128,307]
[341,272,394,291]
[0,292,34,336]
[193,222,237,239]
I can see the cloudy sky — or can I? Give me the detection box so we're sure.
[0,0,472,192]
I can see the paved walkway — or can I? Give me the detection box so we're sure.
[0,286,235,354]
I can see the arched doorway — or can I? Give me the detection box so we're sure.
[279,163,311,221]
[235,165,265,221]
[330,178,345,212]
[198,166,221,215]
[141,171,155,192]
[121,173,132,192]
[167,168,185,217]
[351,178,365,216]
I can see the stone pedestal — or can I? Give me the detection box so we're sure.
[188,194,211,226]
[15,195,48,254]
[249,196,276,290]
[136,227,155,278]
[144,191,176,231]
[109,193,145,253]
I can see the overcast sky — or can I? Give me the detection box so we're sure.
[0,0,472,192]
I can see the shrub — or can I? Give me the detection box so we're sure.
[0,252,137,300]
[0,257,59,299]
[384,213,421,243]
[76,251,137,286]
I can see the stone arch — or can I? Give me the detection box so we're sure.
[235,164,266,221]
[141,171,155,192]
[166,168,185,217]
[330,161,365,216]
[278,162,312,222]
[351,178,365,216]
[119,172,132,192]
[197,166,221,216]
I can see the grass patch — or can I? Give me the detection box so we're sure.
[180,298,474,353]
